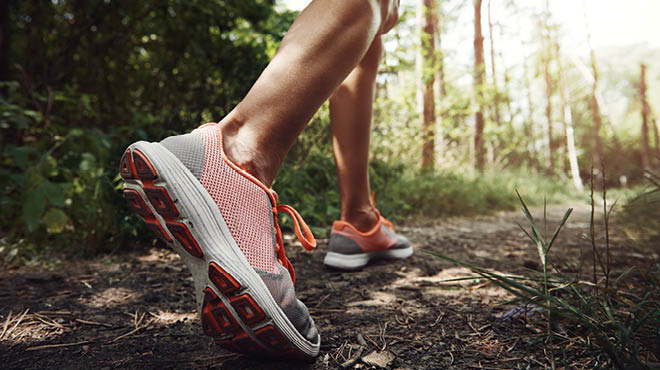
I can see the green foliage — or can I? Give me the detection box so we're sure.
[0,85,140,258]
[618,171,660,250]
[274,149,575,236]
[1,0,289,262]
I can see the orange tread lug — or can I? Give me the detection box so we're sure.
[132,149,158,180]
[208,262,241,295]
[167,221,203,258]
[255,325,289,350]
[123,189,153,218]
[144,187,179,218]
[144,218,172,242]
[230,294,266,326]
[201,288,240,337]
[119,149,136,179]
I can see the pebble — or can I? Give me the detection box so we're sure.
[362,350,396,369]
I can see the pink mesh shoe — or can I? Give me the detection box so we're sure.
[119,123,320,360]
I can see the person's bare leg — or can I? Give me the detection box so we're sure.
[219,0,399,187]
[330,36,383,232]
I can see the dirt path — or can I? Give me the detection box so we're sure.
[1,203,618,369]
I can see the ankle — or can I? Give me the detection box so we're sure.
[220,115,280,187]
[341,206,379,233]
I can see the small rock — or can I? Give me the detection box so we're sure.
[362,350,396,369]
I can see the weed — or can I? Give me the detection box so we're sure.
[426,177,660,368]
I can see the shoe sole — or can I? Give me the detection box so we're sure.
[120,141,320,360]
[323,246,413,270]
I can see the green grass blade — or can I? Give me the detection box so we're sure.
[545,208,573,254]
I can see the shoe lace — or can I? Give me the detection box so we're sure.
[270,193,316,284]
[371,192,394,230]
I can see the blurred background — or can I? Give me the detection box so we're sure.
[1,0,658,263]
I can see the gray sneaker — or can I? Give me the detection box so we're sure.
[119,123,320,360]
[323,210,413,270]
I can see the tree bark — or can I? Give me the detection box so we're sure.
[589,49,604,171]
[541,6,554,175]
[640,63,651,170]
[433,4,445,159]
[523,60,538,171]
[487,0,501,128]
[473,0,485,171]
[0,0,10,95]
[653,111,660,157]
[556,43,583,191]
[419,0,436,170]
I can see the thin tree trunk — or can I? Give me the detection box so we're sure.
[487,0,501,129]
[556,43,584,191]
[523,60,538,171]
[653,111,660,157]
[0,0,10,96]
[582,9,604,172]
[473,0,486,171]
[554,43,568,174]
[640,63,651,169]
[589,49,604,171]
[433,6,445,159]
[541,5,554,175]
[420,0,436,170]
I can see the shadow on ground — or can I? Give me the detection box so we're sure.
[1,204,619,369]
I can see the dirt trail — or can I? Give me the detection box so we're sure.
[1,203,616,369]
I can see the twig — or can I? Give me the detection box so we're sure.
[340,334,367,369]
[379,321,389,351]
[430,313,445,327]
[75,319,113,328]
[110,311,151,343]
[3,309,29,340]
[33,313,64,328]
[0,311,12,340]
[308,308,346,313]
[26,340,91,351]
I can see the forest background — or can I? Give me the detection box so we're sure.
[1,0,659,263]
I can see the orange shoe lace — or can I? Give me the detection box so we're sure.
[371,192,394,231]
[269,192,316,284]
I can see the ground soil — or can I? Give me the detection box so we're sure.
[0,203,654,369]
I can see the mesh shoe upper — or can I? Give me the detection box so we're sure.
[159,123,318,343]
[329,215,411,255]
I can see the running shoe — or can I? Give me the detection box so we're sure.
[119,123,320,360]
[323,202,413,270]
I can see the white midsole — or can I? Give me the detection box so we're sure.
[323,246,414,270]
[125,141,320,357]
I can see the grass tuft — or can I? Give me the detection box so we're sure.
[425,177,660,369]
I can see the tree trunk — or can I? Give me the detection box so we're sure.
[640,63,651,170]
[556,43,583,191]
[523,60,539,171]
[419,0,436,170]
[473,0,485,171]
[589,50,604,171]
[541,6,554,175]
[433,5,445,160]
[487,0,501,128]
[554,43,567,174]
[653,112,660,158]
[0,0,10,96]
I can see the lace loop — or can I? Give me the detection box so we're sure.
[371,192,394,230]
[269,199,316,284]
[276,204,317,251]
